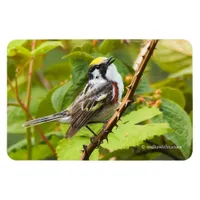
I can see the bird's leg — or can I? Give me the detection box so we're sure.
[86,122,108,145]
[86,125,97,136]
[87,120,106,125]
[85,125,98,144]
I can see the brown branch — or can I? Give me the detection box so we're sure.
[36,71,52,90]
[80,40,159,160]
[24,40,36,159]
[7,103,21,107]
[26,40,36,107]
[7,78,56,156]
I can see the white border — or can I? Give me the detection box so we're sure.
[1,0,199,200]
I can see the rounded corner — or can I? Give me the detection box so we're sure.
[184,149,193,161]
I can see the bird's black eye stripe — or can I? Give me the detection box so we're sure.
[89,64,101,72]
[89,65,97,73]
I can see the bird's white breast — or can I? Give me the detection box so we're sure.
[105,64,124,101]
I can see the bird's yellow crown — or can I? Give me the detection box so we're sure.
[89,57,106,67]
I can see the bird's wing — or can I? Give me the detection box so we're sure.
[65,81,113,138]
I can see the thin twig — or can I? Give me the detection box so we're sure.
[7,103,21,107]
[24,40,37,159]
[80,40,159,160]
[26,40,36,107]
[36,71,51,90]
[7,77,56,156]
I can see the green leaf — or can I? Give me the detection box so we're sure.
[51,80,79,112]
[43,61,72,81]
[7,106,26,134]
[100,147,161,160]
[8,133,62,160]
[7,40,30,57]
[111,45,135,67]
[82,42,93,53]
[122,106,162,125]
[7,85,47,135]
[15,46,32,57]
[8,149,28,160]
[72,46,82,52]
[63,51,93,87]
[31,135,61,160]
[99,40,121,55]
[32,41,63,56]
[161,87,186,108]
[41,47,72,82]
[29,86,48,116]
[62,51,94,61]
[8,132,62,153]
[7,57,17,80]
[152,99,192,159]
[33,87,57,143]
[56,137,99,160]
[8,86,47,134]
[101,106,172,150]
[153,40,192,73]
[102,123,172,151]
[114,58,131,79]
[51,51,94,112]
[136,75,153,94]
[57,123,102,160]
[70,56,91,87]
[169,66,192,78]
[59,123,103,138]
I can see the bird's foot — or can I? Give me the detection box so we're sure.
[90,136,103,149]
[82,145,88,154]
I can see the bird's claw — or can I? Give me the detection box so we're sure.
[90,136,96,144]
[82,144,88,153]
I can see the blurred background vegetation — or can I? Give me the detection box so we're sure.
[7,39,192,160]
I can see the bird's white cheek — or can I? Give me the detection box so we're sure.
[92,69,101,79]
[89,69,106,85]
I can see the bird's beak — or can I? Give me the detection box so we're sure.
[106,56,115,67]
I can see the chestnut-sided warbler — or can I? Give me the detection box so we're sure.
[23,56,124,138]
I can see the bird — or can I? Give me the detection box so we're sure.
[23,56,124,138]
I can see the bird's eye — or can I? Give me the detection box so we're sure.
[96,65,100,69]
[96,76,99,79]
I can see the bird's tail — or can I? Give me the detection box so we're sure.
[22,111,68,128]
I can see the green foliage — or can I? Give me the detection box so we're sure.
[55,107,172,160]
[42,61,72,81]
[136,75,153,94]
[101,107,172,151]
[56,137,99,160]
[51,80,78,112]
[7,40,29,57]
[8,133,62,160]
[169,66,192,78]
[7,39,192,160]
[153,40,192,73]
[69,52,93,87]
[7,106,26,134]
[160,87,186,108]
[33,87,58,143]
[99,40,121,54]
[31,41,64,56]
[152,99,192,159]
